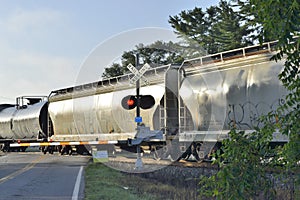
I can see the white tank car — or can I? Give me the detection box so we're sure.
[48,65,170,142]
[0,97,48,151]
[0,105,16,140]
[12,100,48,140]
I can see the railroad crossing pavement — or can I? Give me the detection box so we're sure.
[0,152,90,200]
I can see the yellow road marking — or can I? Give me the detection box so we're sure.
[0,155,45,184]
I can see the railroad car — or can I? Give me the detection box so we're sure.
[0,41,289,161]
[0,97,48,152]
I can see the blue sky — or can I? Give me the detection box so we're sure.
[0,0,219,103]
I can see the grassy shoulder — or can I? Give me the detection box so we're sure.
[84,162,183,200]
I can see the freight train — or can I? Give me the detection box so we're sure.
[0,41,289,161]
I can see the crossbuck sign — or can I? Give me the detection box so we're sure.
[127,63,151,85]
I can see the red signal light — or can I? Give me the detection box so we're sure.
[121,95,137,110]
[127,99,135,106]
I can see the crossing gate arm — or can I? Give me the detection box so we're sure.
[9,140,119,147]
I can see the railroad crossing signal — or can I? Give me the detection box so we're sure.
[121,95,155,110]
[126,58,156,171]
[124,62,155,111]
[127,63,150,85]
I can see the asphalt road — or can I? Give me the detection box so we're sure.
[0,151,90,200]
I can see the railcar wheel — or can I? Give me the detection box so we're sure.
[194,143,204,162]
[60,145,72,155]
[21,147,27,152]
[48,146,54,154]
[0,144,6,152]
[152,146,163,161]
[76,145,90,155]
[152,145,173,161]
[180,143,216,162]
[3,145,10,152]
[193,142,220,162]
[152,143,183,162]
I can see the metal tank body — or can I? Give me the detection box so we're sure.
[48,65,168,142]
[0,105,16,140]
[178,42,288,141]
[12,101,48,140]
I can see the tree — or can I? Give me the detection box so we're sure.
[169,7,214,54]
[199,128,277,199]
[102,63,125,79]
[232,0,281,42]
[123,41,184,67]
[102,41,184,78]
[169,0,254,54]
[211,1,253,52]
[251,0,300,185]
[199,0,300,199]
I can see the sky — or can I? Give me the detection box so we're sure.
[0,0,219,104]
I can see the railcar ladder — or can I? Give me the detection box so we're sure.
[179,98,187,133]
[178,98,194,133]
[159,105,165,131]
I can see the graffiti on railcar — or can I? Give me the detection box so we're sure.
[227,97,286,129]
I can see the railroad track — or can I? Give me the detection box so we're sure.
[98,153,220,174]
[1,149,218,169]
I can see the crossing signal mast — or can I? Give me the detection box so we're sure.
[121,55,163,170]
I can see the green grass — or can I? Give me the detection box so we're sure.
[85,163,145,200]
[84,162,193,200]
